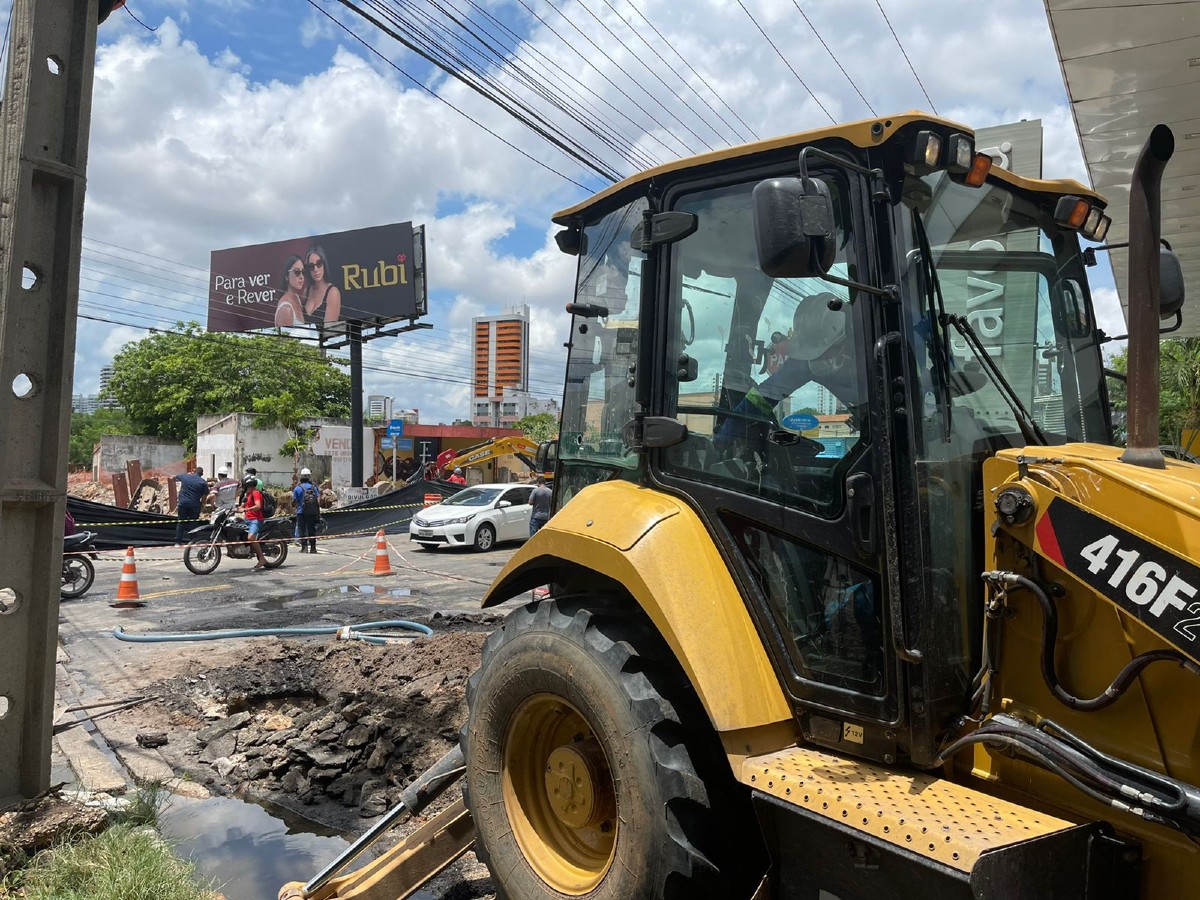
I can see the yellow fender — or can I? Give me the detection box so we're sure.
[482,481,793,734]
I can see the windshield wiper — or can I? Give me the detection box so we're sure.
[942,313,1049,446]
[912,210,955,442]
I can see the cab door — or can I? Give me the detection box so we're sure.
[650,160,901,752]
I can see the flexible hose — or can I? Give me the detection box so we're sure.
[984,571,1200,711]
[112,619,433,646]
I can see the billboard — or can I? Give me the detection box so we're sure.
[208,222,427,333]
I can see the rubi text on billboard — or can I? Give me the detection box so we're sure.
[207,221,426,333]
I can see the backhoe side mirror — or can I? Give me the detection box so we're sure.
[752,177,836,278]
[1160,245,1185,319]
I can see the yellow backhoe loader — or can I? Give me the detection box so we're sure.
[282,112,1198,899]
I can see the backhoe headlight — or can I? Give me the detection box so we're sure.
[910,130,942,172]
[946,133,974,173]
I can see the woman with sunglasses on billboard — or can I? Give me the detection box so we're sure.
[302,244,342,326]
[274,254,307,327]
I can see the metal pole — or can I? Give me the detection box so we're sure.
[350,321,363,486]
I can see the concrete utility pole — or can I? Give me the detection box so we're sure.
[0,0,99,806]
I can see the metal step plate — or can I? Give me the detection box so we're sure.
[740,746,1076,872]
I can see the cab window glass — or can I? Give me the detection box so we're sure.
[663,175,865,516]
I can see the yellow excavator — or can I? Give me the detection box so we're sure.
[424,435,550,482]
[282,112,1198,899]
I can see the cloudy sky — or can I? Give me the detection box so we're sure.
[58,0,1121,425]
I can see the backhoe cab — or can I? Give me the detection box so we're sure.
[286,114,1199,899]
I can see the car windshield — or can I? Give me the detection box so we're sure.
[441,488,501,507]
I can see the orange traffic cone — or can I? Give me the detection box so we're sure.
[116,547,140,601]
[372,529,392,576]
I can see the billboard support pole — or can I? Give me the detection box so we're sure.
[350,321,364,487]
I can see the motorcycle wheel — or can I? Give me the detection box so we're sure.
[184,539,222,575]
[61,556,95,599]
[262,539,288,569]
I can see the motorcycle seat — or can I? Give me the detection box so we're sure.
[64,531,95,549]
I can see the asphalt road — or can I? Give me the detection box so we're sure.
[62,530,519,634]
[51,532,520,789]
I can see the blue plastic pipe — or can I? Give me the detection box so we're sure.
[112,619,433,646]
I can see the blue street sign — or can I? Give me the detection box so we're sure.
[387,419,405,437]
[397,438,413,451]
[781,412,820,432]
[380,437,394,450]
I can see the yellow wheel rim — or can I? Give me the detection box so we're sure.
[502,693,618,894]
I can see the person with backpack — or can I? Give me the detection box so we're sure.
[240,475,269,569]
[292,468,321,553]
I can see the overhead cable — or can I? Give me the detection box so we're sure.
[621,0,760,144]
[734,0,836,125]
[791,1,875,117]
[873,0,938,114]
[309,0,599,190]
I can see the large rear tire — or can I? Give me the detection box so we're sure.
[464,596,761,899]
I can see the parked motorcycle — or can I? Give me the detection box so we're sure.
[183,508,290,575]
[61,531,98,599]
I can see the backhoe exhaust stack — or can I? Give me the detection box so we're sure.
[1120,124,1174,469]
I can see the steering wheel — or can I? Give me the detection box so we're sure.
[680,298,695,347]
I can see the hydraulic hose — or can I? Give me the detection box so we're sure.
[112,619,433,646]
[983,571,1200,711]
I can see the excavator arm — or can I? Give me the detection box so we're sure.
[434,436,550,479]
[278,748,472,900]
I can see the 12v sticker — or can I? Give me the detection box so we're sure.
[1038,498,1200,651]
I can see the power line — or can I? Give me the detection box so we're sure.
[358,0,631,181]
[310,0,598,190]
[734,0,835,125]
[873,0,937,114]
[791,1,875,117]
[508,0,696,157]
[75,251,572,385]
[620,0,759,144]
[419,0,661,172]
[561,0,726,152]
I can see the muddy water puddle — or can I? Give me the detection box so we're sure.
[256,585,415,610]
[159,793,434,900]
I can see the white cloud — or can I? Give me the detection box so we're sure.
[75,0,1121,429]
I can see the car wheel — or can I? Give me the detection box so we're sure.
[473,522,496,552]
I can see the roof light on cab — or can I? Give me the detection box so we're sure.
[963,152,993,187]
[946,133,974,174]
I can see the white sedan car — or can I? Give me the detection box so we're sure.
[409,483,534,551]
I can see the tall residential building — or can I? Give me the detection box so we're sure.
[367,394,392,420]
[95,365,121,409]
[472,304,530,425]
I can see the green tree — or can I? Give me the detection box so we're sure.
[69,408,131,466]
[1106,338,1200,453]
[104,323,351,449]
[515,412,557,442]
